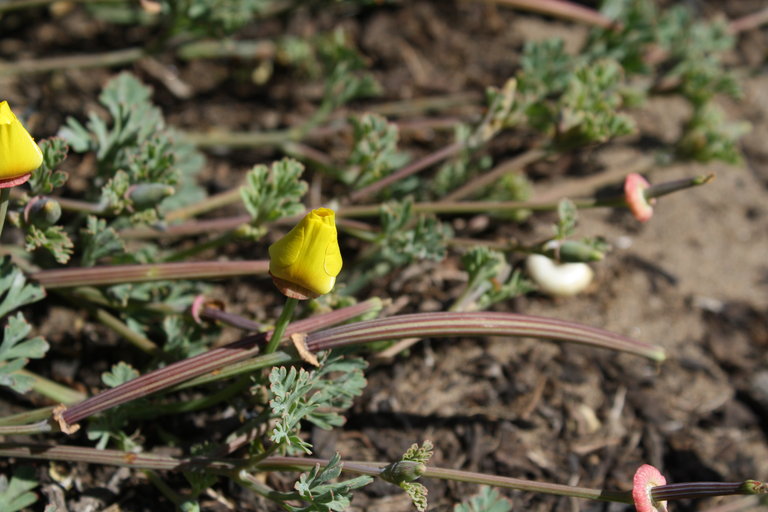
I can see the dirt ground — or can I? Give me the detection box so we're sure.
[1,1,767,511]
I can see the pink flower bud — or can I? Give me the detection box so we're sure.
[624,173,655,222]
[632,464,668,512]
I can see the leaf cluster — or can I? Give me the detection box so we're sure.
[377,200,452,267]
[290,453,373,512]
[454,487,513,512]
[460,247,535,310]
[0,259,47,394]
[346,113,408,189]
[240,158,308,239]
[0,466,39,512]
[167,0,272,36]
[60,72,205,224]
[86,362,142,450]
[17,138,73,263]
[269,354,367,454]
[512,0,744,160]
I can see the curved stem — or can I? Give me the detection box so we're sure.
[306,311,666,361]
[57,300,381,427]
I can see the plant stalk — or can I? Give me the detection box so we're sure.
[0,188,11,241]
[56,300,380,428]
[264,297,299,354]
[31,260,269,289]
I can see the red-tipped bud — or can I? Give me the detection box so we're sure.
[633,464,668,512]
[624,173,655,222]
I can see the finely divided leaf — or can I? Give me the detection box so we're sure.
[0,313,48,394]
[240,158,308,234]
[289,453,373,512]
[29,138,69,195]
[0,259,45,318]
[455,487,513,512]
[0,466,39,512]
[80,216,125,267]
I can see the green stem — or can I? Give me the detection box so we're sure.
[421,465,631,503]
[0,406,55,427]
[234,471,295,503]
[263,297,298,355]
[15,370,86,404]
[167,352,293,392]
[144,470,188,508]
[133,377,252,420]
[349,141,465,203]
[442,148,548,201]
[118,173,713,242]
[94,308,163,357]
[0,443,762,504]
[0,420,53,435]
[0,188,11,241]
[163,232,236,262]
[0,48,146,77]
[66,287,181,315]
[165,188,243,222]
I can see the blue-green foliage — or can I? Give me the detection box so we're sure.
[454,487,513,512]
[290,453,373,512]
[0,466,39,512]
[60,72,205,224]
[269,355,367,454]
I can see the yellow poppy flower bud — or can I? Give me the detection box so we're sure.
[0,101,43,188]
[268,208,342,300]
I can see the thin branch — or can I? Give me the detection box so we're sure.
[31,260,269,289]
[0,48,145,77]
[442,148,548,201]
[729,7,768,34]
[58,300,382,427]
[348,142,464,203]
[305,311,666,361]
[484,0,616,29]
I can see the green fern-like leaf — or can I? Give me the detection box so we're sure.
[0,466,39,512]
[0,314,49,393]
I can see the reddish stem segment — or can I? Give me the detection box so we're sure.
[487,0,616,29]
[59,300,380,427]
[31,260,269,288]
[306,311,665,361]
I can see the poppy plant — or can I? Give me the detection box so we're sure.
[0,101,43,188]
[268,208,343,299]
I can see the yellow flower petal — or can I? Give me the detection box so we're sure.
[0,101,43,187]
[269,208,342,299]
